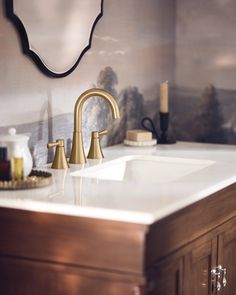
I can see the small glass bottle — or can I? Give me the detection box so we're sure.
[11,145,24,181]
[0,147,11,181]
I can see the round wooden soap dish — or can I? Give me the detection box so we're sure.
[0,170,52,190]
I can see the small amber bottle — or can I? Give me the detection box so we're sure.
[11,145,24,181]
[0,147,11,181]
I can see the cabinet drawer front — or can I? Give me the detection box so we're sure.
[0,256,144,295]
[0,208,147,274]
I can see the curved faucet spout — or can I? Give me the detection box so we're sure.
[74,88,120,132]
[69,88,120,164]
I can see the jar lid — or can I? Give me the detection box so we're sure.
[0,128,29,142]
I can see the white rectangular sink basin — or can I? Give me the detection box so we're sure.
[71,155,215,184]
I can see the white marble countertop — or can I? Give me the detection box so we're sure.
[0,141,236,225]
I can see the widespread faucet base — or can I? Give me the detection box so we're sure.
[69,131,86,164]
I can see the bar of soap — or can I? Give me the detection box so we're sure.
[126,130,152,142]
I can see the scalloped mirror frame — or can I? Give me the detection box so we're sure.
[4,0,104,78]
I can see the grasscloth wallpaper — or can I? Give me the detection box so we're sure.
[0,0,236,166]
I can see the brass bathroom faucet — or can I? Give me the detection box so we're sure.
[69,88,120,164]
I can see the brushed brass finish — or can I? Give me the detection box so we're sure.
[47,139,69,169]
[69,88,120,164]
[87,129,108,159]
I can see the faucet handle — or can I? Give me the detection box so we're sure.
[47,139,69,169]
[98,129,108,136]
[87,129,108,160]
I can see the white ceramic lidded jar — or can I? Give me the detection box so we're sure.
[0,128,33,177]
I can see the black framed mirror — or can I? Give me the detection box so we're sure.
[5,0,103,78]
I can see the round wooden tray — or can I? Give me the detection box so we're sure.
[0,170,52,190]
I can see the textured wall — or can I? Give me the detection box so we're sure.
[173,0,236,144]
[0,0,175,165]
[1,0,235,168]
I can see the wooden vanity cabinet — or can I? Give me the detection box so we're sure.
[147,219,236,295]
[146,182,236,295]
[0,183,235,295]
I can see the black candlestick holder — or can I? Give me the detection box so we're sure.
[158,112,176,144]
[141,112,176,145]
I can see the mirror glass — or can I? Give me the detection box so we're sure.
[6,0,103,77]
